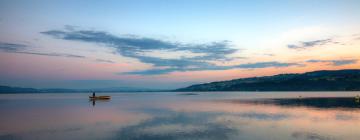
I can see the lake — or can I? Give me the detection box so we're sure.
[1,92,360,140]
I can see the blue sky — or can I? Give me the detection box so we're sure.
[0,0,360,89]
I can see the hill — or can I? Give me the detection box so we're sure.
[0,85,39,93]
[176,69,360,91]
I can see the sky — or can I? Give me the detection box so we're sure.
[0,0,360,89]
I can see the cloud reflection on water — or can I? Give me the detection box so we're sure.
[113,112,238,140]
[1,94,360,140]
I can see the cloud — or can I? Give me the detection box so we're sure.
[288,33,360,50]
[288,38,333,50]
[19,52,85,58]
[307,59,357,66]
[64,54,85,58]
[353,34,360,40]
[263,53,275,56]
[125,61,301,75]
[0,42,27,52]
[95,59,115,63]
[41,29,237,61]
[0,42,85,58]
[42,27,301,75]
[125,68,180,75]
[233,61,300,69]
[330,60,357,66]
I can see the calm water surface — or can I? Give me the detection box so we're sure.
[1,92,360,140]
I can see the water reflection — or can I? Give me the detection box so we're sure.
[176,93,199,96]
[291,131,333,140]
[0,134,18,140]
[0,92,360,140]
[228,97,360,109]
[113,112,238,140]
[90,99,110,106]
[237,112,290,120]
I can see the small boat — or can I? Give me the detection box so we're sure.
[89,96,111,100]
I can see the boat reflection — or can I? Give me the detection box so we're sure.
[89,98,110,106]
